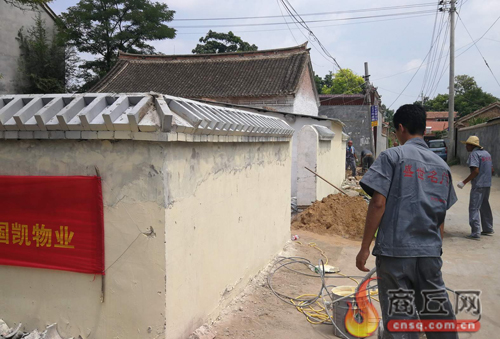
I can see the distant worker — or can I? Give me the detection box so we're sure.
[457,136,494,240]
[360,149,374,174]
[393,141,399,147]
[356,104,458,339]
[346,140,357,177]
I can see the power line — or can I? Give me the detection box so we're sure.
[457,13,500,89]
[175,13,434,35]
[173,3,438,21]
[420,8,449,100]
[387,41,438,109]
[425,18,450,98]
[279,0,342,70]
[172,10,437,29]
[276,0,300,46]
[419,3,442,100]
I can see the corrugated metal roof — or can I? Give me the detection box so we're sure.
[0,93,294,141]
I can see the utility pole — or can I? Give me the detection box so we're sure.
[448,0,456,162]
[364,62,375,155]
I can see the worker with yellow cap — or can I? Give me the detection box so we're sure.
[457,136,494,240]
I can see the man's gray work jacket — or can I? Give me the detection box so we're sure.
[360,138,457,257]
[467,147,492,188]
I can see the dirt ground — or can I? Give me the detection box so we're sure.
[212,166,500,339]
[212,231,376,339]
[292,194,368,239]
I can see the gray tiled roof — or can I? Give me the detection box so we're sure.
[91,45,311,98]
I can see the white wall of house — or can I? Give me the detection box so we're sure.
[0,3,56,94]
[216,66,319,117]
[293,66,319,117]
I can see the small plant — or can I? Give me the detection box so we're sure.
[468,117,489,126]
[16,14,66,93]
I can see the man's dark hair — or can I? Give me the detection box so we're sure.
[393,104,426,135]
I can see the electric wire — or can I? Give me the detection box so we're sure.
[425,19,451,99]
[276,0,300,46]
[173,3,438,21]
[175,13,435,35]
[457,13,500,90]
[267,242,379,337]
[172,10,437,29]
[419,1,443,100]
[422,10,449,99]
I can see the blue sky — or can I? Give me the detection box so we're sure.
[48,0,500,110]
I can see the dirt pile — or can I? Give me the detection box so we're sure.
[292,194,368,239]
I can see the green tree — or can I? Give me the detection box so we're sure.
[61,0,176,90]
[320,68,364,95]
[381,104,395,129]
[192,30,258,54]
[16,15,70,93]
[421,75,499,117]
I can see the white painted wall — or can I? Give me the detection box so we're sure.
[297,123,343,206]
[293,66,319,117]
[254,111,340,197]
[164,141,291,339]
[0,140,167,339]
[329,122,346,190]
[0,138,292,339]
[296,125,318,206]
[0,3,56,94]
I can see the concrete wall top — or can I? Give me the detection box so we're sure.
[0,93,294,142]
[313,124,335,141]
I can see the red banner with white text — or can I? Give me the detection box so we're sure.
[0,176,104,274]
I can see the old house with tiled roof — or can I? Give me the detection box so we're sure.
[424,111,457,136]
[92,43,320,116]
[455,101,500,128]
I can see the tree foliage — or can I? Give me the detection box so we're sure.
[16,14,71,93]
[315,69,364,95]
[61,0,176,90]
[192,30,258,54]
[414,75,499,117]
[381,104,395,129]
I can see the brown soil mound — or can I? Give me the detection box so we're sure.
[292,194,368,239]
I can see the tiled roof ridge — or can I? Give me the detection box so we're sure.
[118,42,308,61]
[122,50,308,64]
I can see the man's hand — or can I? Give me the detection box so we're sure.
[457,181,465,189]
[356,247,371,272]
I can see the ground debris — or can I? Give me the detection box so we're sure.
[188,324,217,339]
[0,321,79,339]
[291,194,368,239]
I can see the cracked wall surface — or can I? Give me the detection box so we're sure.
[0,140,167,339]
[164,141,291,339]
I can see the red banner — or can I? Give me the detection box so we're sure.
[0,176,104,274]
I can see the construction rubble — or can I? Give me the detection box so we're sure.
[0,320,80,339]
[341,176,363,191]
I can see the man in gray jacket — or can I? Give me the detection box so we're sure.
[457,135,494,239]
[356,104,458,338]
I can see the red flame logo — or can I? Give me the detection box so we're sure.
[344,278,380,337]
